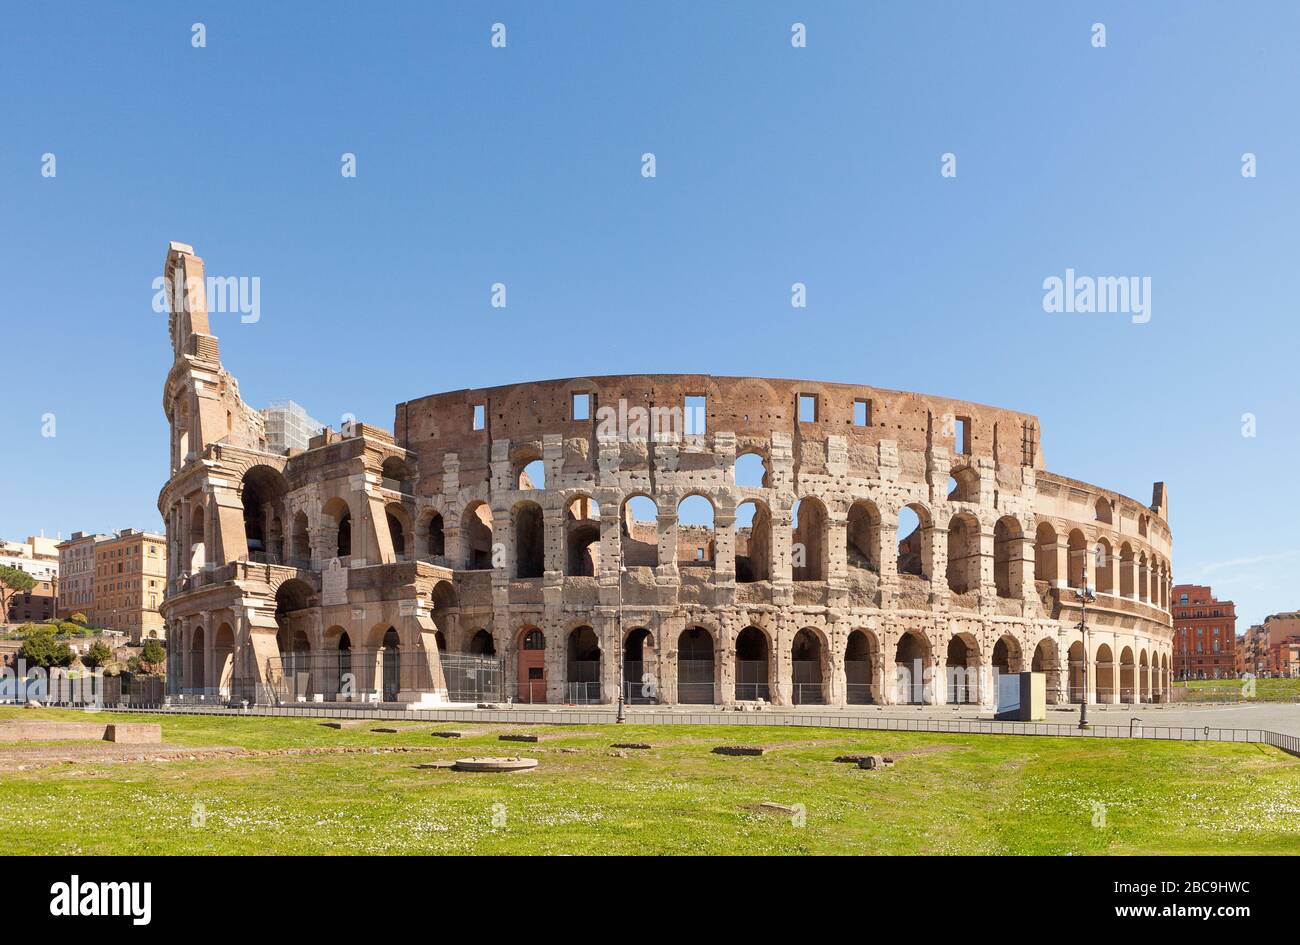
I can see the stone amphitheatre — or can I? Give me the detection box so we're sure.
[160,242,1173,711]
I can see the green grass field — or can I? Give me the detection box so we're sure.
[1,707,1297,855]
[1178,678,1300,702]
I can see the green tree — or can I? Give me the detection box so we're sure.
[139,638,166,673]
[83,640,113,668]
[0,565,36,622]
[19,627,73,669]
[69,612,88,625]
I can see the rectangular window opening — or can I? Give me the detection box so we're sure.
[684,395,706,435]
[472,404,485,431]
[955,416,971,454]
[853,398,870,427]
[798,393,818,423]
[572,392,591,421]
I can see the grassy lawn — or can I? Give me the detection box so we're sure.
[1179,678,1300,701]
[1,707,1297,855]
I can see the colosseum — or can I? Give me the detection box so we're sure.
[160,242,1174,710]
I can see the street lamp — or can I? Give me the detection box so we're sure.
[1075,585,1097,729]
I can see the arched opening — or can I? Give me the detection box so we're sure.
[1119,543,1135,598]
[1137,553,1150,602]
[992,635,1022,678]
[946,512,980,594]
[1031,637,1061,704]
[188,504,206,572]
[334,630,352,701]
[946,635,978,704]
[565,495,601,576]
[948,466,979,502]
[1094,497,1112,524]
[291,511,310,568]
[431,580,457,639]
[734,626,771,701]
[213,623,235,697]
[846,500,881,573]
[896,504,931,579]
[1095,538,1115,595]
[381,456,416,492]
[322,498,352,560]
[566,626,601,704]
[274,579,313,701]
[895,631,931,704]
[513,501,545,579]
[1067,530,1087,589]
[385,504,410,559]
[1034,522,1058,585]
[468,629,495,655]
[462,501,494,570]
[1139,650,1150,703]
[623,628,655,704]
[792,497,827,581]
[242,466,288,563]
[423,511,445,558]
[845,630,877,704]
[1095,643,1115,703]
[791,628,826,705]
[734,500,771,583]
[1119,646,1136,703]
[621,495,659,568]
[1068,641,1087,703]
[676,495,715,567]
[734,451,768,488]
[676,626,715,704]
[516,627,546,703]
[189,625,205,691]
[379,628,400,702]
[993,516,1023,598]
[519,458,545,490]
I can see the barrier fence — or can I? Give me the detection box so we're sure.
[20,700,1299,759]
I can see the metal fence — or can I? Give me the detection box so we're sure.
[45,701,1300,759]
[676,659,715,704]
[565,661,601,704]
[258,648,503,705]
[735,660,770,701]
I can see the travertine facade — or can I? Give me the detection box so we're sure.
[160,243,1174,707]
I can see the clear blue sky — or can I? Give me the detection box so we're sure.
[3,2,1297,629]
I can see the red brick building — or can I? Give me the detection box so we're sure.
[1171,584,1237,679]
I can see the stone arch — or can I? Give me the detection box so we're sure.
[468,628,495,655]
[1068,640,1087,703]
[734,499,771,583]
[1034,521,1058,585]
[621,494,659,568]
[1095,643,1115,703]
[565,625,601,704]
[381,455,416,488]
[241,465,290,563]
[1095,497,1113,524]
[946,511,981,594]
[512,500,545,579]
[1139,649,1151,702]
[1119,645,1136,703]
[462,500,494,570]
[1031,637,1062,704]
[290,510,310,566]
[430,579,457,639]
[676,625,716,704]
[623,627,656,703]
[792,496,828,581]
[321,497,352,560]
[948,465,980,502]
[734,625,772,701]
[564,494,601,576]
[993,516,1023,598]
[213,622,235,697]
[845,629,879,704]
[418,507,446,559]
[895,630,932,704]
[516,625,547,703]
[991,634,1023,676]
[896,503,932,579]
[385,502,413,559]
[1095,537,1115,594]
[792,627,828,705]
[189,625,206,691]
[188,503,206,572]
[946,632,980,704]
[1119,542,1135,598]
[677,494,716,566]
[846,499,881,573]
[734,450,769,488]
[1066,529,1088,589]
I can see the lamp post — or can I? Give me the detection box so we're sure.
[615,545,626,723]
[1076,585,1097,729]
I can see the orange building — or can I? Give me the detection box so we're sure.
[1259,612,1300,676]
[1171,584,1236,679]
[92,529,167,644]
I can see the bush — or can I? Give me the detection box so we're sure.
[140,638,166,671]
[69,612,88,625]
[83,640,113,669]
[19,627,74,669]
